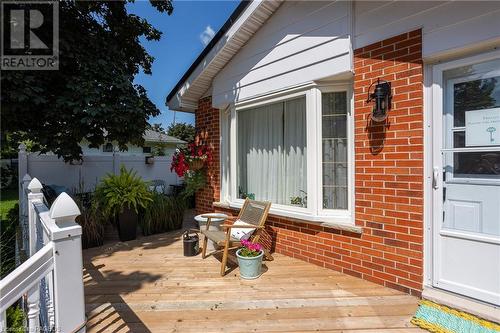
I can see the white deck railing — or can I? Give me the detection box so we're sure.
[0,175,86,333]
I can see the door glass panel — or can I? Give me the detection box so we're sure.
[452,132,500,175]
[444,58,500,179]
[442,57,500,237]
[453,152,500,176]
[453,76,500,127]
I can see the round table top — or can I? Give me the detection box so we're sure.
[194,213,228,223]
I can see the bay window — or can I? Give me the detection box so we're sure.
[224,84,353,224]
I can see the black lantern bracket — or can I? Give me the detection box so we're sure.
[366,78,392,122]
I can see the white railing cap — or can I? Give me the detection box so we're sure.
[49,192,81,222]
[27,177,43,193]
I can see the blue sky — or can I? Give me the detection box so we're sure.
[127,0,240,129]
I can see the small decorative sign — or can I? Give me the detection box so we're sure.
[465,108,500,146]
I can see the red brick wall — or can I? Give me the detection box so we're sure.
[195,96,220,214]
[197,30,424,296]
[351,29,424,295]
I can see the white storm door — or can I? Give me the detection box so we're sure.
[432,54,500,306]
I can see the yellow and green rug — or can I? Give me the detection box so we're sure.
[412,300,500,333]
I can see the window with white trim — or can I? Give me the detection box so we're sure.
[237,96,307,207]
[321,91,349,209]
[223,84,354,224]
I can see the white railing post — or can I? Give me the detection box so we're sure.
[49,193,86,333]
[0,312,5,331]
[42,230,55,329]
[26,178,44,332]
[18,144,28,204]
[20,174,32,254]
[27,178,44,256]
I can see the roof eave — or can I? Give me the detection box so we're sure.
[144,138,186,144]
[167,94,198,113]
[166,0,282,113]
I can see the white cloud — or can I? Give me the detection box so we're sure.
[199,25,215,46]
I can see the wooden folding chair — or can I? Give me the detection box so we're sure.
[200,198,272,276]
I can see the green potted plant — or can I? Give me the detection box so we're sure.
[290,196,303,206]
[236,239,264,279]
[95,166,152,241]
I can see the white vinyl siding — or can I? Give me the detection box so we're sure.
[212,1,352,107]
[354,1,500,60]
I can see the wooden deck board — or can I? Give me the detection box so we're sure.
[83,230,423,332]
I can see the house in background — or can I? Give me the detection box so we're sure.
[19,129,186,193]
[167,0,500,321]
[80,129,186,156]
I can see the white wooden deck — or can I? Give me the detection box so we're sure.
[83,230,423,333]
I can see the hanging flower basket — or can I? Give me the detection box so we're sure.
[171,138,213,197]
[188,159,204,171]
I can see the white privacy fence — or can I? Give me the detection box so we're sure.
[18,144,181,193]
[0,175,86,333]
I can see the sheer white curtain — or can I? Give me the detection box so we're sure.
[237,97,307,206]
[284,98,307,204]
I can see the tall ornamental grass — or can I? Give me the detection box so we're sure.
[141,193,186,236]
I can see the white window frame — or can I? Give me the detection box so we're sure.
[222,83,354,225]
[315,84,355,222]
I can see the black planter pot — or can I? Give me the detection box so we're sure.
[117,207,138,242]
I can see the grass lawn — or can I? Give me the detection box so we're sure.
[1,188,18,220]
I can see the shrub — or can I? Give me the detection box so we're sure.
[1,165,17,189]
[6,305,25,333]
[141,193,186,236]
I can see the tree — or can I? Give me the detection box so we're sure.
[167,122,195,142]
[147,123,166,134]
[1,1,173,161]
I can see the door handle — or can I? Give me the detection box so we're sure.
[432,166,439,189]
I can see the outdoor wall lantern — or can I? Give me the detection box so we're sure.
[145,155,155,165]
[366,78,392,122]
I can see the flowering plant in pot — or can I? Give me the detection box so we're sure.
[171,132,212,198]
[236,239,264,279]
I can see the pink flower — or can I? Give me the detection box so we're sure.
[240,239,262,254]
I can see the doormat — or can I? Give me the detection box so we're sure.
[411,300,500,333]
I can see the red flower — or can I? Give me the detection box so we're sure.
[170,140,213,177]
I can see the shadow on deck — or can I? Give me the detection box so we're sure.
[83,226,422,332]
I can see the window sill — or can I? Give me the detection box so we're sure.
[212,201,363,234]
